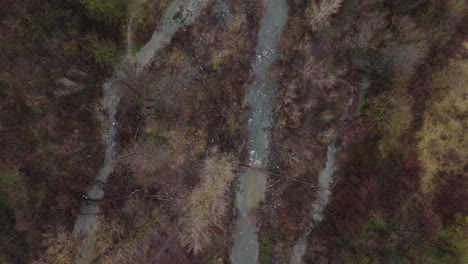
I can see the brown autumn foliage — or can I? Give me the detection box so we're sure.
[0,0,127,261]
[260,0,467,262]
[32,227,77,264]
[92,209,169,264]
[181,149,236,255]
[276,182,316,238]
[434,174,468,225]
[96,1,264,262]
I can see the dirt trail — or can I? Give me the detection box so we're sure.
[291,78,369,263]
[135,0,211,72]
[72,1,210,263]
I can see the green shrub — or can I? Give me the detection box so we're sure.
[0,169,31,231]
[430,215,468,264]
[259,232,275,264]
[416,0,465,46]
[365,92,413,157]
[80,0,128,25]
[81,33,121,67]
[418,59,468,193]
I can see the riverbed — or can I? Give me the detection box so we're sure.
[230,0,289,263]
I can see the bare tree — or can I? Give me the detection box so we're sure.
[181,149,236,254]
[306,0,344,32]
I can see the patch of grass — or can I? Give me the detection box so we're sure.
[259,232,275,264]
[131,45,139,56]
[80,0,128,25]
[81,33,121,68]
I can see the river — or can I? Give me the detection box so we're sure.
[230,0,289,263]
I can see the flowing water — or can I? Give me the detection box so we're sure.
[73,0,210,262]
[230,0,289,263]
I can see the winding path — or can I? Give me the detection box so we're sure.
[72,1,210,263]
[291,78,368,263]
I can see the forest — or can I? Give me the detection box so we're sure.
[0,0,466,263]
